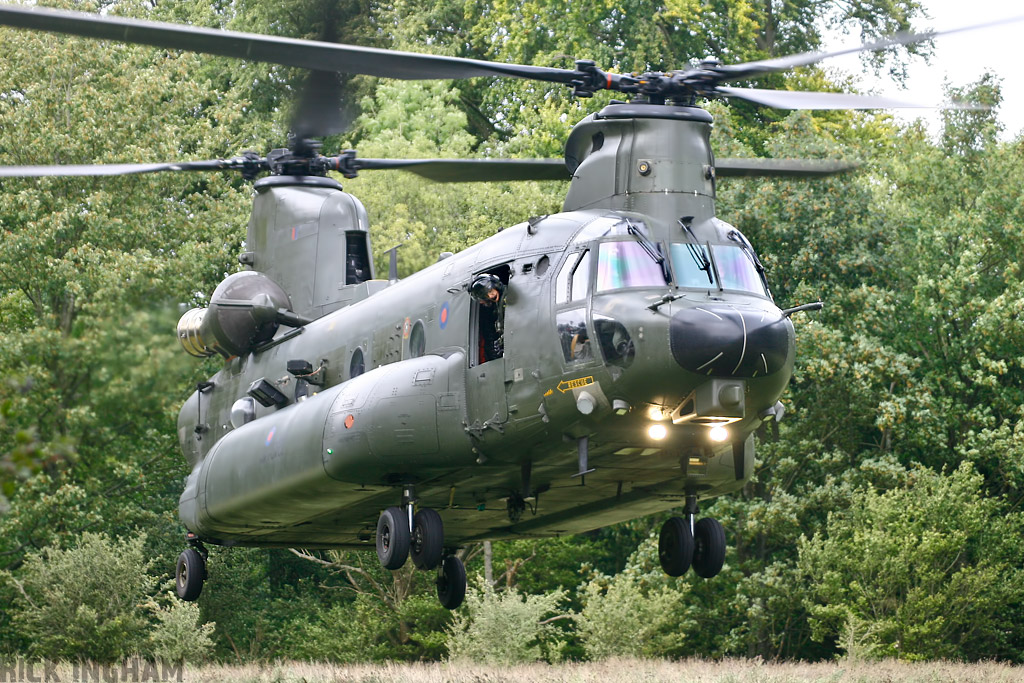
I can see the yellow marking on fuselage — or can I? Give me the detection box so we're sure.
[557,376,595,393]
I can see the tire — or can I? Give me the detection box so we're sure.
[658,516,693,577]
[692,517,726,578]
[376,506,410,570]
[410,508,444,570]
[437,555,467,610]
[176,548,205,601]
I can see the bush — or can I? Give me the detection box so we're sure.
[4,532,156,661]
[147,596,216,663]
[576,538,688,660]
[446,580,569,664]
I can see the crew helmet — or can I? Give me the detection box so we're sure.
[470,274,503,301]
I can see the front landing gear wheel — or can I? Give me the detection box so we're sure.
[692,517,726,578]
[658,516,693,577]
[437,554,467,609]
[376,506,410,570]
[176,548,205,601]
[410,508,444,570]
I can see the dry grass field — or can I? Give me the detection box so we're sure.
[180,658,1024,683]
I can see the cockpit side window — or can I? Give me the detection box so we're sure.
[555,250,590,304]
[715,245,768,294]
[570,250,591,301]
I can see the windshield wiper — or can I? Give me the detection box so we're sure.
[679,217,713,285]
[624,219,672,283]
[727,229,764,274]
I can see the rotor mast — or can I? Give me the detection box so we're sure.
[562,104,717,225]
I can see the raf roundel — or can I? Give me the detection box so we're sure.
[439,302,450,330]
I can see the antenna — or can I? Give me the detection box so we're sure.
[384,245,402,282]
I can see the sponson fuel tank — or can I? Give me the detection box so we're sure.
[179,351,473,538]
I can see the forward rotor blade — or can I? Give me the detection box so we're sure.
[0,4,579,85]
[716,86,981,110]
[714,15,1024,83]
[715,159,858,178]
[0,159,257,177]
[354,158,570,182]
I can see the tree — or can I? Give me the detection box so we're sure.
[799,463,1024,661]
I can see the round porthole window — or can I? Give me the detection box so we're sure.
[350,347,365,378]
[409,321,426,358]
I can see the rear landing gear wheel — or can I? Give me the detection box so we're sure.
[658,516,693,577]
[437,554,467,609]
[175,548,205,601]
[376,506,410,570]
[410,508,444,570]
[692,517,726,578]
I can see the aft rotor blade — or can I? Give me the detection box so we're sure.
[355,158,570,182]
[0,4,580,85]
[716,86,980,110]
[0,159,259,177]
[713,15,1024,83]
[715,159,858,178]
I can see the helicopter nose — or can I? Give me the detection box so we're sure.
[670,305,792,377]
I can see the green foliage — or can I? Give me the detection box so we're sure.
[342,79,564,276]
[446,580,569,664]
[4,533,156,661]
[576,537,690,659]
[799,463,1024,661]
[148,597,217,663]
[283,592,449,662]
[0,0,1021,667]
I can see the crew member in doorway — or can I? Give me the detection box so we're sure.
[471,274,506,362]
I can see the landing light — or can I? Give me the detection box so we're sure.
[647,406,667,421]
[709,426,729,443]
[648,423,668,440]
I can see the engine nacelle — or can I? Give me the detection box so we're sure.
[177,271,291,358]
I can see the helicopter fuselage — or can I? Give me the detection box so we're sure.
[177,212,793,549]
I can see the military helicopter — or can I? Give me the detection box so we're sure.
[0,4,1004,611]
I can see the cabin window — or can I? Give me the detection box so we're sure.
[409,320,426,358]
[596,241,667,292]
[350,347,365,378]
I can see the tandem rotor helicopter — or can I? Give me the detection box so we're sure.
[0,4,1006,610]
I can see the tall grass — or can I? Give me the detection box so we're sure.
[181,658,1022,683]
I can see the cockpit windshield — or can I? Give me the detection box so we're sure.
[670,243,769,297]
[596,241,668,292]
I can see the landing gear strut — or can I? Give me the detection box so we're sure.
[175,534,207,601]
[658,496,726,579]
